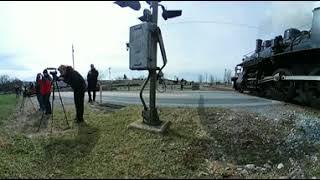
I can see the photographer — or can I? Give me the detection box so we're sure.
[57,65,86,123]
[87,64,99,103]
[41,70,52,115]
[23,83,36,97]
[36,73,45,111]
[15,85,21,98]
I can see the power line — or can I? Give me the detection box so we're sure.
[164,20,312,31]
[164,20,261,29]
[297,24,311,29]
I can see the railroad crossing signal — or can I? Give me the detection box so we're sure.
[114,1,182,127]
[114,1,182,21]
[159,4,182,20]
[113,1,141,11]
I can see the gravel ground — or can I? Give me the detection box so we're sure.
[231,103,320,145]
[206,103,320,178]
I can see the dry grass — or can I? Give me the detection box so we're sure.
[0,94,320,178]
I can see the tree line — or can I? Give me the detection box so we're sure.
[0,74,23,93]
[198,68,233,85]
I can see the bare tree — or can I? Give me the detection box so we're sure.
[198,74,203,83]
[205,73,208,84]
[0,74,10,84]
[98,69,108,81]
[210,74,215,86]
[224,69,233,85]
[0,74,22,92]
[226,69,232,84]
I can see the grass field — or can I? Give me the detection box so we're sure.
[0,94,16,126]
[0,94,320,178]
[0,95,210,178]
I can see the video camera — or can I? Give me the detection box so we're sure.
[46,67,59,81]
[22,84,36,98]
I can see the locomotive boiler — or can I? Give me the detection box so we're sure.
[231,7,320,107]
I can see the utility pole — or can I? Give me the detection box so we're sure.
[148,1,161,125]
[114,0,182,131]
[72,44,75,69]
[108,67,111,80]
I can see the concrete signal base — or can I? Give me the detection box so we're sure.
[128,120,171,134]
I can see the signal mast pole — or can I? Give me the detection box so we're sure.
[72,44,75,69]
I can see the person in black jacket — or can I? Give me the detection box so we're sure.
[42,70,53,115]
[87,64,99,103]
[35,73,45,111]
[58,65,86,123]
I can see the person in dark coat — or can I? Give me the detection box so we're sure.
[36,73,45,111]
[15,85,21,98]
[41,70,52,115]
[87,64,99,103]
[58,65,86,123]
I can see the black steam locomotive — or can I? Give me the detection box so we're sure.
[231,7,320,107]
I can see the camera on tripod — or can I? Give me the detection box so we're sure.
[46,67,59,81]
[38,67,70,132]
[22,84,36,98]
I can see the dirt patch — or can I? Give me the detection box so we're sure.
[196,96,320,178]
[198,109,293,165]
[90,103,126,113]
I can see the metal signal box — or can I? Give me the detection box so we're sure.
[129,23,157,70]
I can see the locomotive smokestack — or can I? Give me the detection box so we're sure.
[311,7,320,42]
[255,39,262,53]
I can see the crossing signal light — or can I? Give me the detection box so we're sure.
[162,9,182,20]
[114,1,141,11]
[160,5,182,20]
[138,9,152,22]
[146,1,161,5]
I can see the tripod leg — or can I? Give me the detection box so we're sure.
[28,97,36,111]
[37,112,45,132]
[56,82,70,128]
[20,97,25,112]
[51,90,54,134]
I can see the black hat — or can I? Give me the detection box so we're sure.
[43,69,48,74]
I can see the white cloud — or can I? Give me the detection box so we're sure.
[257,1,317,39]
[0,1,318,82]
[0,1,144,80]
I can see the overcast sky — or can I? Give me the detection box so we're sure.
[0,1,319,82]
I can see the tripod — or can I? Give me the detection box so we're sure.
[20,89,37,113]
[37,80,70,132]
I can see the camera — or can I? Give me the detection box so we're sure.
[46,67,59,81]
[50,71,57,76]
[50,71,58,79]
[22,84,36,97]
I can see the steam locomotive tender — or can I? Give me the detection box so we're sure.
[232,7,320,107]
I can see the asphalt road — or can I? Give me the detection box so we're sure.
[57,90,282,107]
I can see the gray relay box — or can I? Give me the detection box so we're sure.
[129,23,157,70]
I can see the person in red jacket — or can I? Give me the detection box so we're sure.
[36,73,45,111]
[41,70,52,115]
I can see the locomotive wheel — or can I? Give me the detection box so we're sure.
[305,68,320,108]
[236,83,244,93]
[270,68,296,101]
[257,84,267,97]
